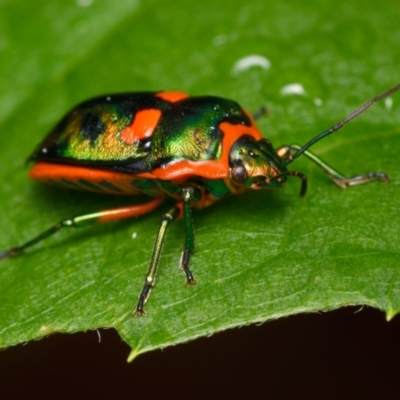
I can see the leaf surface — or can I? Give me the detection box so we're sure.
[0,0,399,360]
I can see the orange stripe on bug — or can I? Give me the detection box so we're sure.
[29,162,144,195]
[155,91,189,103]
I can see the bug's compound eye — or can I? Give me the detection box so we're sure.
[231,163,248,184]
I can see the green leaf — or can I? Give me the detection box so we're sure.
[0,0,399,361]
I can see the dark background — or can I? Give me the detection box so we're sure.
[1,306,398,399]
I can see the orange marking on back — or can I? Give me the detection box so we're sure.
[146,121,264,181]
[120,109,162,145]
[156,91,189,103]
[150,160,226,180]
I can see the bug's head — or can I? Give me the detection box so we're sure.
[229,136,287,189]
[229,136,307,195]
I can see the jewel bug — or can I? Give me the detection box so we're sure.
[1,85,399,316]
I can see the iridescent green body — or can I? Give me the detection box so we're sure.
[30,92,286,206]
[32,93,250,167]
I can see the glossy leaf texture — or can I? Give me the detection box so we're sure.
[0,0,399,360]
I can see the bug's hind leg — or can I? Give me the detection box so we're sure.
[277,144,389,188]
[0,197,164,261]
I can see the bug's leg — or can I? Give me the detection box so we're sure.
[252,106,270,120]
[180,187,197,285]
[134,204,180,316]
[133,188,197,316]
[277,144,389,188]
[0,197,164,261]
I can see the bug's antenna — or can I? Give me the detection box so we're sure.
[286,83,400,164]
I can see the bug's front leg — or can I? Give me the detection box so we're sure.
[180,187,197,286]
[133,204,180,317]
[277,144,389,188]
[133,187,197,316]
